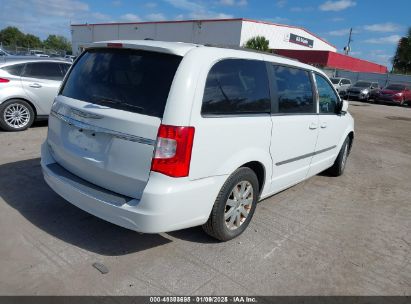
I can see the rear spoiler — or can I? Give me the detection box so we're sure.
[83,41,198,56]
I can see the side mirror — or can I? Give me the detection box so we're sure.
[340,100,349,114]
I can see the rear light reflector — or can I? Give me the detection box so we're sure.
[151,124,195,178]
[0,78,10,83]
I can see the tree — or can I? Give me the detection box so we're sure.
[0,26,26,46]
[244,36,270,52]
[43,35,71,52]
[392,27,411,74]
[24,34,42,49]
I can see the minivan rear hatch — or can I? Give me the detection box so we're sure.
[47,47,182,199]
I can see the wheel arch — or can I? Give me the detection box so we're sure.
[347,131,354,154]
[240,161,266,197]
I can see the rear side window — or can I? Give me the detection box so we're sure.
[273,65,315,114]
[23,62,64,80]
[201,59,271,115]
[60,63,71,76]
[2,64,24,76]
[61,48,182,118]
[315,74,339,114]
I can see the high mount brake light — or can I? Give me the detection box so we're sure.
[107,43,123,48]
[151,124,195,178]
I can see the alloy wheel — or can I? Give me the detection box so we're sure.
[3,103,31,129]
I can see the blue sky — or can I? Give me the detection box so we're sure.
[1,0,409,68]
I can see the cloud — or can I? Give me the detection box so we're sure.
[217,0,247,6]
[30,0,89,17]
[146,13,167,21]
[164,0,233,19]
[275,0,287,8]
[330,17,344,22]
[290,6,314,12]
[319,0,356,11]
[0,0,96,39]
[120,13,142,22]
[363,23,401,33]
[364,35,401,44]
[264,17,289,24]
[164,0,203,11]
[189,12,233,19]
[91,12,112,21]
[144,2,158,8]
[327,28,357,36]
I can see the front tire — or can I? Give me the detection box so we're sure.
[326,137,351,177]
[203,167,259,241]
[0,99,35,131]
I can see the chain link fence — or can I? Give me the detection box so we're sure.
[323,68,411,88]
[0,43,68,57]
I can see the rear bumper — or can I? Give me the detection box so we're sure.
[41,142,226,233]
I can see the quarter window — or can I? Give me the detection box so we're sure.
[201,59,271,115]
[315,74,339,114]
[60,63,71,76]
[22,62,64,80]
[2,64,24,76]
[273,65,315,114]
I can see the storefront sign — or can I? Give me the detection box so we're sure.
[289,33,314,48]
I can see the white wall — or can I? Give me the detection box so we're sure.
[240,21,336,52]
[71,19,335,55]
[71,20,242,55]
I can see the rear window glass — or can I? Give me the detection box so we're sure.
[385,84,405,91]
[2,64,24,76]
[61,48,182,118]
[201,59,271,115]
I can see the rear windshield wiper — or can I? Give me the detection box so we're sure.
[92,95,144,110]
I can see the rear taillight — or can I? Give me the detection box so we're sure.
[0,78,10,83]
[151,124,195,178]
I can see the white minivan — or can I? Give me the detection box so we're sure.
[41,40,354,241]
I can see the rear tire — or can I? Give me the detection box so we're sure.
[0,99,35,131]
[326,137,351,177]
[203,167,259,241]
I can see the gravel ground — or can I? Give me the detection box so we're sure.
[0,102,410,295]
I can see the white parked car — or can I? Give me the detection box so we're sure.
[330,77,351,95]
[0,60,71,131]
[41,41,354,241]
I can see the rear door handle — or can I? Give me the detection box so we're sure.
[29,83,42,88]
[309,123,318,130]
[320,122,327,129]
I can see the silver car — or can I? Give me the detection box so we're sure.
[0,60,71,131]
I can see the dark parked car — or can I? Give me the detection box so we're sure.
[346,81,380,101]
[376,84,411,106]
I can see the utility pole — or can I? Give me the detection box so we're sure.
[344,28,353,55]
